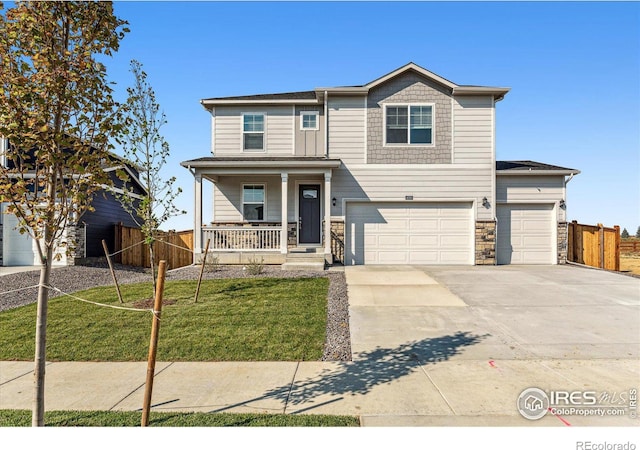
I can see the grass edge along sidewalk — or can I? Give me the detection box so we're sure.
[0,409,360,427]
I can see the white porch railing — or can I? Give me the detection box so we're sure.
[203,226,281,252]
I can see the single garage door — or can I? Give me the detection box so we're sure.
[345,202,473,265]
[2,205,37,266]
[497,203,554,265]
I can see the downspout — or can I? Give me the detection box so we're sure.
[324,90,328,157]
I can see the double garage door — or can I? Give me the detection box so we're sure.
[345,202,473,265]
[496,203,555,265]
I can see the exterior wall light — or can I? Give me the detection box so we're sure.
[332,197,336,207]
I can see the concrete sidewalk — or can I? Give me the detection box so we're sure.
[2,358,638,426]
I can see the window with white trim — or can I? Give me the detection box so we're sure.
[385,104,433,145]
[242,184,265,221]
[243,113,264,151]
[300,111,319,130]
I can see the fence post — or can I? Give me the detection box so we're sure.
[598,223,604,269]
[614,225,620,272]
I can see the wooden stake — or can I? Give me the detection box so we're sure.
[141,260,167,427]
[194,238,211,303]
[102,239,124,304]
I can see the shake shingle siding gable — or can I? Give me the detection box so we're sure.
[367,71,453,164]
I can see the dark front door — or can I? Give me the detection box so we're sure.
[299,184,321,244]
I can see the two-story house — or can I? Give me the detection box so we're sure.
[181,62,579,268]
[0,137,146,266]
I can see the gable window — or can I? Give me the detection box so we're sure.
[385,104,433,145]
[242,184,265,221]
[300,111,319,130]
[243,113,265,151]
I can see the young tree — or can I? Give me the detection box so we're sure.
[621,228,629,239]
[0,1,127,426]
[117,60,184,292]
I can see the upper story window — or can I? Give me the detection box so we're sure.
[300,111,319,131]
[242,184,265,221]
[243,113,265,151]
[385,104,433,145]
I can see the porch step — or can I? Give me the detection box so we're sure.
[281,261,326,271]
[283,251,326,271]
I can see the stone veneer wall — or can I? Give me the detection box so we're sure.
[65,223,86,266]
[367,71,452,164]
[557,222,568,264]
[475,220,496,265]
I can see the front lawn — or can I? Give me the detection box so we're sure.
[0,409,359,427]
[0,278,329,361]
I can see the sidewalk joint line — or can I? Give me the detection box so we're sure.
[109,362,175,411]
[419,364,457,415]
[283,361,300,415]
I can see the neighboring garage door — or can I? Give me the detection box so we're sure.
[2,205,37,266]
[497,203,554,265]
[345,202,473,265]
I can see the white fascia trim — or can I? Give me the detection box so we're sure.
[203,99,319,106]
[104,165,148,195]
[453,86,510,100]
[100,184,144,200]
[364,63,457,91]
[497,170,581,176]
[315,87,368,95]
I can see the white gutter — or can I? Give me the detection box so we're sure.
[324,90,328,157]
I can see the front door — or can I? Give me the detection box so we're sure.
[299,185,321,244]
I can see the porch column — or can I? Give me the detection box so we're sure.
[194,173,203,262]
[280,173,288,254]
[324,171,332,256]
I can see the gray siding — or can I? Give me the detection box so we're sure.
[294,106,325,156]
[327,96,366,165]
[212,174,324,223]
[367,71,452,164]
[213,106,293,155]
[496,175,566,221]
[453,96,494,164]
[331,165,493,221]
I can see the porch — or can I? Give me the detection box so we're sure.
[181,157,342,267]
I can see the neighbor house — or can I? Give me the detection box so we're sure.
[0,137,146,266]
[181,62,579,268]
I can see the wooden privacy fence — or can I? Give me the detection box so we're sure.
[567,221,620,271]
[620,240,640,254]
[114,223,194,269]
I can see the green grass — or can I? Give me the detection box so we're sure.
[0,409,359,427]
[0,278,329,361]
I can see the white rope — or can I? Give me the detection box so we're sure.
[44,285,153,314]
[155,239,194,253]
[108,240,145,257]
[0,284,40,295]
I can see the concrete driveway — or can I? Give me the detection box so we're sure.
[346,264,640,426]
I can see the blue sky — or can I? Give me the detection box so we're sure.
[103,1,640,233]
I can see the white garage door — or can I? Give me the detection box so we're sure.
[2,205,37,266]
[346,202,473,265]
[497,204,554,265]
